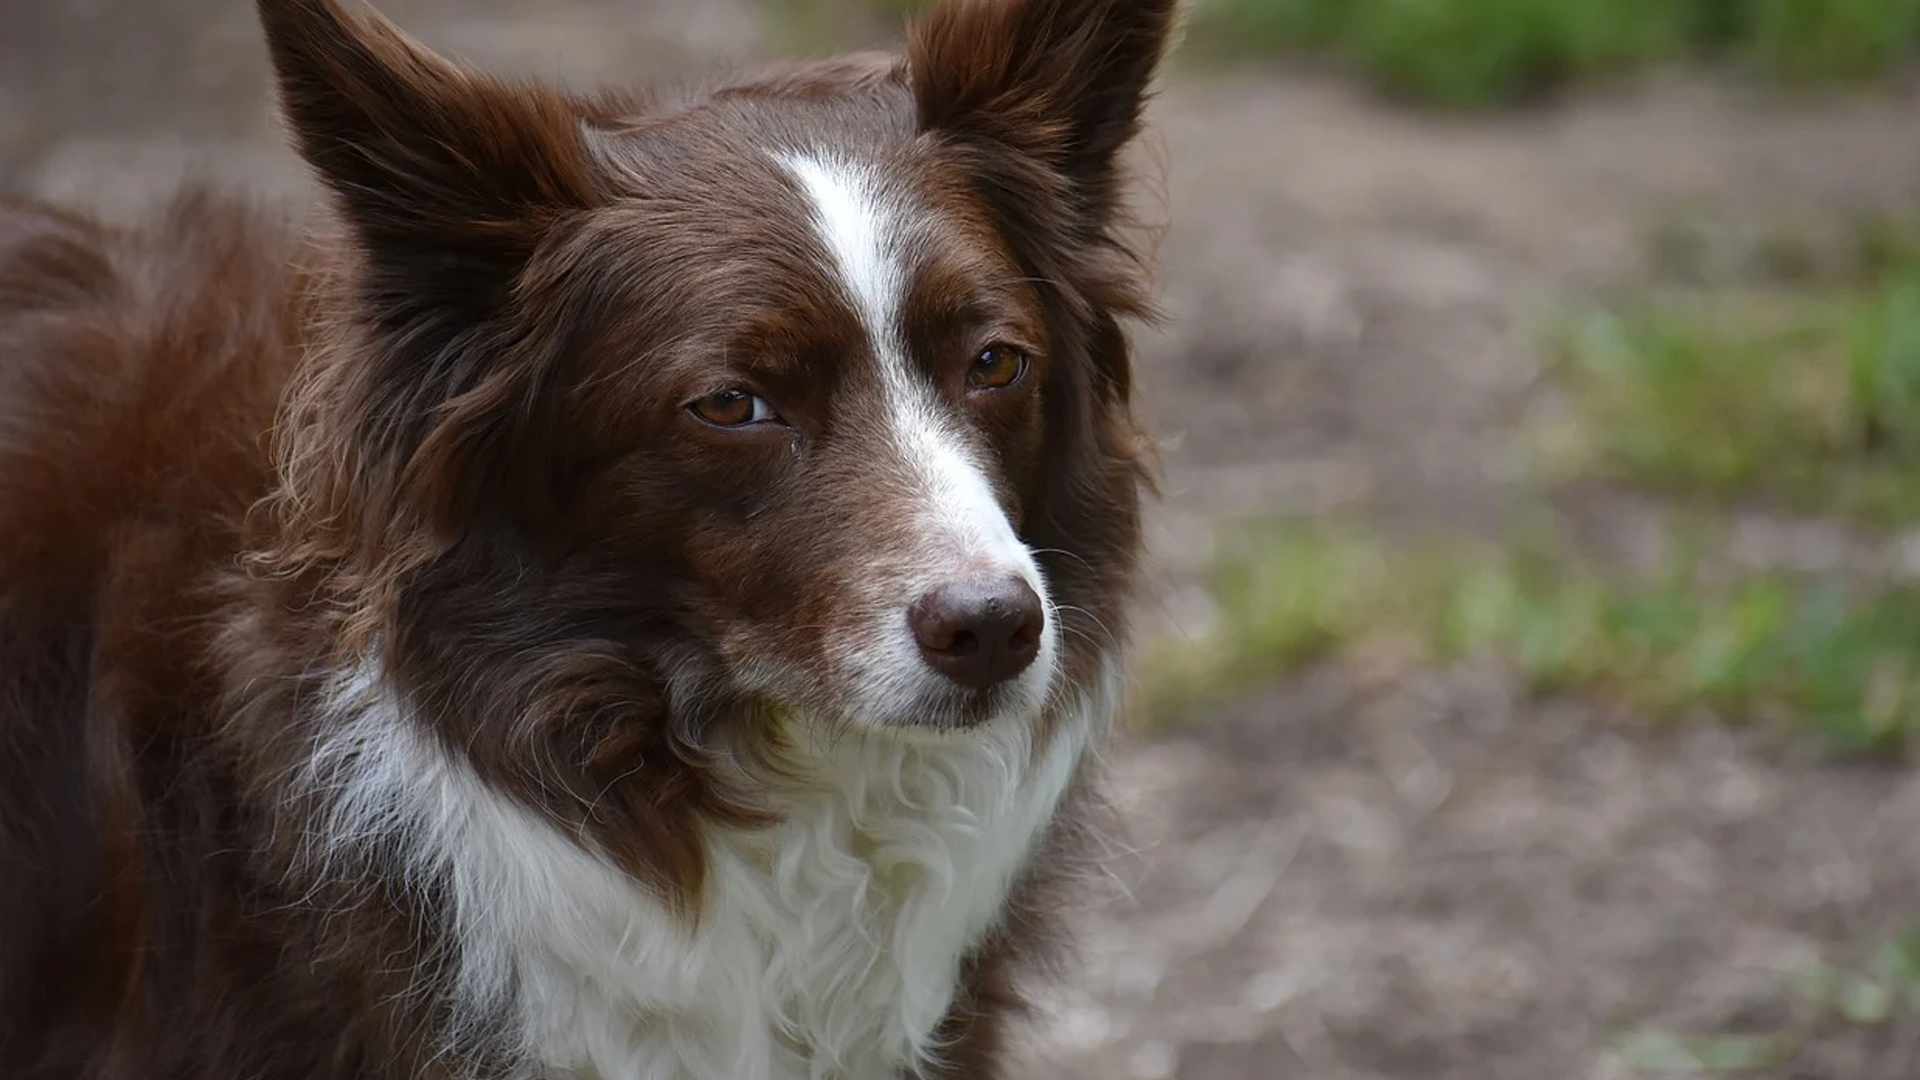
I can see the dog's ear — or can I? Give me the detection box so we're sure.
[908,0,1181,226]
[257,0,597,317]
[258,0,604,553]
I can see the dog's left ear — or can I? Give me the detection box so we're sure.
[257,0,598,318]
[256,0,606,550]
[908,0,1181,225]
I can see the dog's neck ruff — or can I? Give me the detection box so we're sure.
[305,659,1116,1080]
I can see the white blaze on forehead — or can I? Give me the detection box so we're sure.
[777,151,1033,574]
[778,153,905,361]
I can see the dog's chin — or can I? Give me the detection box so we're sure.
[772,672,1054,746]
[868,676,1053,739]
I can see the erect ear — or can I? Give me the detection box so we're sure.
[257,0,598,317]
[908,0,1181,223]
[258,0,605,552]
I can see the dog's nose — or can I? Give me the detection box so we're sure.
[909,575,1045,689]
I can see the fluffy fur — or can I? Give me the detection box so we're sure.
[0,1,1173,1077]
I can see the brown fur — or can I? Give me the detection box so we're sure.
[0,0,1174,1075]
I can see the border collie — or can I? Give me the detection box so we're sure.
[0,0,1172,1076]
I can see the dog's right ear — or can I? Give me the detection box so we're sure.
[909,0,1181,233]
[257,0,597,318]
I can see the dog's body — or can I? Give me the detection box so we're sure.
[0,1,1171,1077]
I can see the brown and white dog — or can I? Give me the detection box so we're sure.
[0,0,1171,1076]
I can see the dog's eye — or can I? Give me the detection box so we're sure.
[689,389,779,428]
[966,345,1028,391]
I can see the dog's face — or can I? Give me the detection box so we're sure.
[261,0,1169,739]
[562,110,1065,733]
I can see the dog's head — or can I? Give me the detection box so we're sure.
[260,0,1171,749]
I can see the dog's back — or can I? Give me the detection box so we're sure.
[0,191,302,1074]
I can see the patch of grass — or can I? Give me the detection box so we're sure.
[1180,0,1350,57]
[1611,1029,1793,1073]
[1182,0,1689,107]
[1613,927,1920,1073]
[1540,225,1920,527]
[758,0,1920,108]
[1795,930,1920,1024]
[1734,0,1920,83]
[1644,210,1920,288]
[1142,522,1920,757]
[1182,0,1918,108]
[1141,527,1408,721]
[757,0,905,52]
[1339,0,1687,109]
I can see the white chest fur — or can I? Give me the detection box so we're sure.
[308,668,1112,1080]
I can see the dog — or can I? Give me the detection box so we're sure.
[0,0,1171,1076]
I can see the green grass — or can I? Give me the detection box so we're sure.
[1613,927,1920,1072]
[1731,0,1920,82]
[1143,521,1920,757]
[759,0,1920,109]
[1182,0,1919,108]
[1539,218,1920,528]
[1642,210,1920,288]
[1142,213,1920,752]
[1794,930,1920,1026]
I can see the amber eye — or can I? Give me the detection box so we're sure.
[688,389,779,428]
[966,344,1028,391]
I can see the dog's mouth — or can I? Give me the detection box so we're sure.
[849,581,1062,736]
[875,676,1051,735]
[741,605,1061,742]
[724,527,1062,739]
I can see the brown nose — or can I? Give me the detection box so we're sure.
[909,575,1045,689]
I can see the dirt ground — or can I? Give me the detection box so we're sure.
[9,2,1920,1077]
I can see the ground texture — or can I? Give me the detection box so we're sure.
[8,2,1920,1076]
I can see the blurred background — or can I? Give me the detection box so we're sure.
[6,0,1920,1076]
